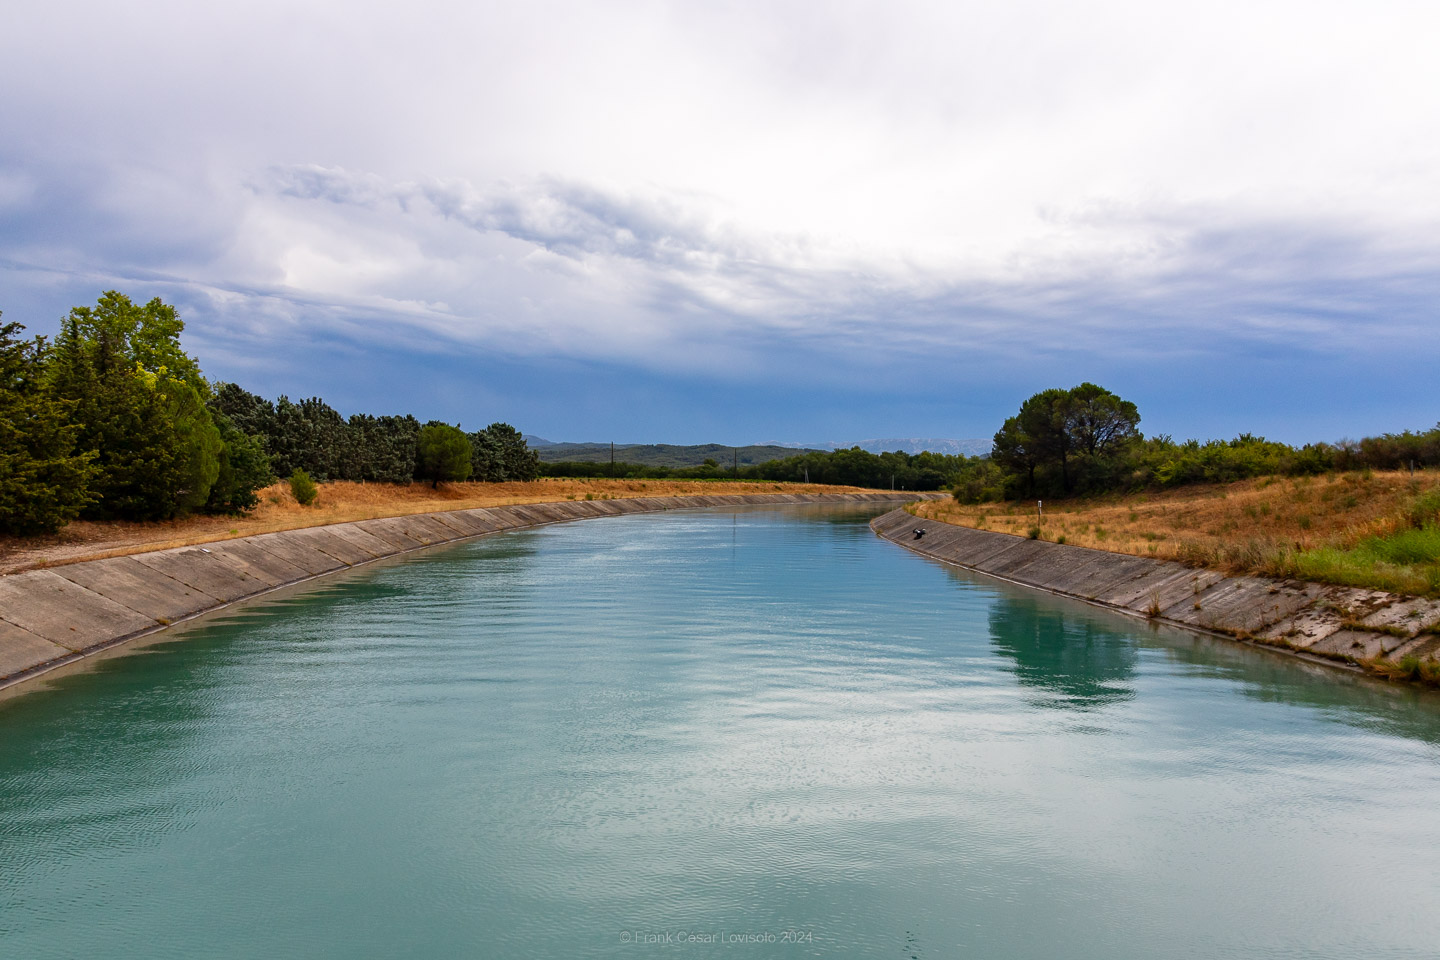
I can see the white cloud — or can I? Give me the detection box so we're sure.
[2,0,1438,382]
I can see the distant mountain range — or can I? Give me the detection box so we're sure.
[524,436,991,466]
[761,438,992,457]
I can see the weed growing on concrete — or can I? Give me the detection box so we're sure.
[1368,655,1440,687]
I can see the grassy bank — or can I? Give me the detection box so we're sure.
[911,470,1440,598]
[0,478,883,575]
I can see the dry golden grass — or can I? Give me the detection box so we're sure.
[911,470,1440,579]
[0,478,880,575]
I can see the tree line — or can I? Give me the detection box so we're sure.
[543,447,968,490]
[209,385,539,487]
[0,292,539,535]
[952,382,1440,503]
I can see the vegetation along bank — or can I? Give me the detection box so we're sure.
[876,507,1440,688]
[914,383,1440,685]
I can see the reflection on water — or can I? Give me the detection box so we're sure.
[987,594,1137,709]
[3,504,1440,960]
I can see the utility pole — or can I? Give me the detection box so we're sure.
[610,441,614,478]
[733,448,738,478]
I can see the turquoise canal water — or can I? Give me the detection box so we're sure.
[3,504,1440,959]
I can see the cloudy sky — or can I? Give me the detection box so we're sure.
[2,0,1437,444]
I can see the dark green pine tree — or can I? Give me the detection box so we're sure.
[204,412,273,514]
[469,422,540,482]
[0,317,98,534]
[209,382,276,441]
[416,423,472,487]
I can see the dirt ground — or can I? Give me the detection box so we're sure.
[0,478,880,575]
[911,470,1439,566]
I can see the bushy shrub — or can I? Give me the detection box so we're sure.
[289,468,318,505]
[951,457,1007,504]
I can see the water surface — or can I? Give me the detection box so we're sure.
[3,504,1439,958]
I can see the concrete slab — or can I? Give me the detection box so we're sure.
[245,531,350,575]
[521,503,575,523]
[933,530,1033,569]
[1387,634,1440,660]
[54,556,222,622]
[352,518,428,552]
[0,570,158,651]
[1361,597,1440,636]
[205,540,312,587]
[540,501,599,519]
[426,511,492,538]
[509,504,567,523]
[1257,605,1349,648]
[479,506,530,528]
[1069,556,1175,602]
[999,544,1134,593]
[1159,574,1253,626]
[1156,576,1297,635]
[982,540,1057,577]
[0,619,74,680]
[314,523,394,560]
[1309,629,1392,660]
[395,514,463,544]
[451,510,507,533]
[129,548,270,603]
[1324,588,1405,621]
[872,510,914,537]
[1111,566,1205,612]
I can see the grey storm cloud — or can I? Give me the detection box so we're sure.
[257,162,1440,359]
[270,165,741,268]
[3,0,1439,440]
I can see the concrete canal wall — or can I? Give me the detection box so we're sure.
[873,508,1440,673]
[0,493,937,692]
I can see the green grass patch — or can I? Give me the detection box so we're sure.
[1281,529,1440,597]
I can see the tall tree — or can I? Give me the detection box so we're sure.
[990,385,1139,496]
[992,416,1040,494]
[204,413,273,514]
[470,422,540,482]
[416,423,472,487]
[350,414,419,483]
[0,317,98,533]
[50,293,226,520]
[65,291,206,392]
[1063,382,1141,458]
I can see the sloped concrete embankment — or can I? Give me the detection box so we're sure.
[0,493,935,692]
[872,508,1440,671]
